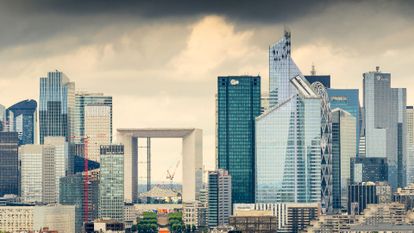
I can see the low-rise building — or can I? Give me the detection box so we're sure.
[229,209,277,233]
[183,201,207,228]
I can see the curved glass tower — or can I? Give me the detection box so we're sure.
[7,99,37,145]
[256,31,323,209]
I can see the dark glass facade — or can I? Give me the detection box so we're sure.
[217,76,261,204]
[332,117,341,210]
[304,75,331,88]
[348,183,378,214]
[350,157,388,183]
[0,132,19,196]
[7,99,37,145]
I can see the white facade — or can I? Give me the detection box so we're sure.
[85,104,111,162]
[19,145,43,203]
[33,205,76,233]
[0,205,33,232]
[117,128,203,203]
[43,137,69,204]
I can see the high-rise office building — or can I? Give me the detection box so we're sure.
[331,108,357,211]
[351,157,388,184]
[42,137,69,204]
[60,169,100,232]
[347,182,391,215]
[208,169,232,228]
[84,104,111,162]
[216,76,261,204]
[256,31,324,211]
[19,144,43,203]
[99,144,124,221]
[39,71,75,144]
[74,92,113,144]
[327,89,360,151]
[406,106,414,184]
[0,104,5,131]
[363,67,407,189]
[6,99,37,145]
[0,132,19,196]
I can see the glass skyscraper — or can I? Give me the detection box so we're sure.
[99,144,124,221]
[6,99,37,145]
[256,31,326,211]
[331,108,356,211]
[363,67,406,189]
[208,169,232,228]
[0,132,19,196]
[406,106,414,184]
[327,89,360,151]
[217,76,261,204]
[39,71,75,144]
[304,75,331,88]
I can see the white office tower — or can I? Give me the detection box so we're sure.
[42,136,69,204]
[363,67,407,189]
[256,31,329,212]
[84,104,111,162]
[20,145,44,203]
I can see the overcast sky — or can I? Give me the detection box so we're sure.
[1,0,414,183]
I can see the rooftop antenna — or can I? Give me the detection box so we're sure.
[311,63,317,75]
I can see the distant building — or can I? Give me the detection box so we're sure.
[394,184,414,211]
[33,205,76,233]
[0,104,6,131]
[233,203,320,233]
[217,76,261,204]
[0,132,19,196]
[42,137,69,204]
[363,67,407,189]
[60,169,100,232]
[99,144,124,221]
[39,71,75,144]
[6,99,37,145]
[229,210,277,233]
[84,219,124,233]
[347,182,391,214]
[327,89,360,151]
[351,157,388,183]
[332,108,357,211]
[183,201,207,228]
[84,104,111,162]
[406,106,414,185]
[208,169,232,228]
[0,204,76,233]
[19,144,44,203]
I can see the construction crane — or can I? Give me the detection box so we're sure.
[166,160,180,190]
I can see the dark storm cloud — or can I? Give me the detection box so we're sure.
[3,0,338,22]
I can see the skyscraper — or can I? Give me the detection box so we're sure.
[331,108,357,211]
[42,136,69,204]
[208,169,232,228]
[99,144,124,221]
[74,92,113,144]
[350,157,388,183]
[19,144,43,203]
[304,75,331,88]
[327,89,360,151]
[0,132,19,196]
[406,106,414,184]
[39,71,75,144]
[84,104,111,162]
[6,99,37,145]
[217,76,261,204]
[256,31,326,211]
[0,104,6,132]
[363,67,407,189]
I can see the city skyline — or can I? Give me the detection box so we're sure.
[1,0,414,183]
